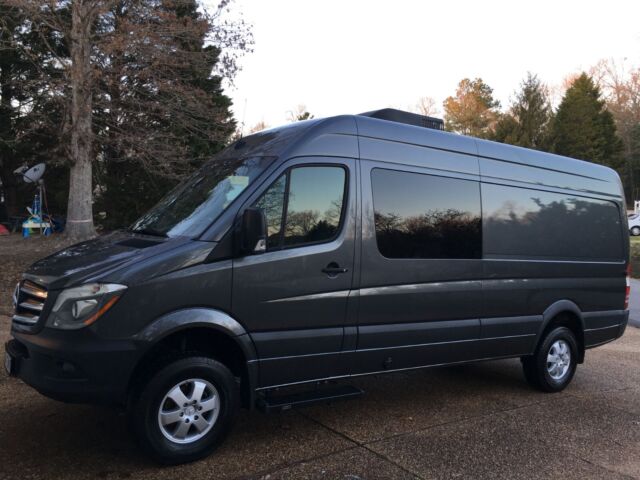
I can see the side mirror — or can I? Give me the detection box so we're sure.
[238,207,267,255]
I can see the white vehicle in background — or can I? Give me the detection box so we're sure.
[629,213,640,236]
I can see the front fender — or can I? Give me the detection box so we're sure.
[134,307,257,363]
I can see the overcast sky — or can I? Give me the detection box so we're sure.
[205,0,640,132]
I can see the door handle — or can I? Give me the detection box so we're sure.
[322,262,349,277]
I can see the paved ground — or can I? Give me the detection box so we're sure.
[1,235,640,479]
[2,315,640,479]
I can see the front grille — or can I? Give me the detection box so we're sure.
[13,280,48,327]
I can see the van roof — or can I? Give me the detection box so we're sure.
[233,112,623,199]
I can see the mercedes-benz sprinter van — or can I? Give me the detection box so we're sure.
[5,109,630,463]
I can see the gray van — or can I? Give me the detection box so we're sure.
[5,109,630,464]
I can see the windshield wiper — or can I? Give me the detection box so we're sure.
[129,227,168,238]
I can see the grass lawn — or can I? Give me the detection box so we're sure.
[631,236,640,278]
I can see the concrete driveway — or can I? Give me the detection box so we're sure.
[2,315,640,480]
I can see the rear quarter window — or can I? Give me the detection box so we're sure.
[482,183,623,261]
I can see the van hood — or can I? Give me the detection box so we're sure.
[23,231,191,290]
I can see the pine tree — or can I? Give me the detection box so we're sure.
[493,73,552,150]
[0,5,69,217]
[94,0,238,229]
[443,78,500,138]
[551,73,623,169]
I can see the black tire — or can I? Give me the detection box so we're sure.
[631,226,640,236]
[521,326,578,393]
[130,356,239,465]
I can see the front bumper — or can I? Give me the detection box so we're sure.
[5,328,140,405]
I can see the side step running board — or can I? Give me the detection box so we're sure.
[257,385,364,413]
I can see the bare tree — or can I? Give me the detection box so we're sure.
[590,59,640,147]
[285,210,319,237]
[414,96,439,117]
[248,120,270,134]
[2,0,252,240]
[3,1,115,239]
[286,104,313,122]
[589,59,640,199]
[561,73,581,91]
[548,73,581,108]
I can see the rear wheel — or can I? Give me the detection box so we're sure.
[522,326,578,392]
[631,226,640,236]
[131,356,239,464]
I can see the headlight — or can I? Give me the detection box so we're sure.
[47,283,127,330]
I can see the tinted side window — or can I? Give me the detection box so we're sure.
[482,183,623,260]
[284,167,346,247]
[371,169,481,259]
[253,165,346,250]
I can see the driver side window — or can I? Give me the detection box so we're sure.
[253,165,346,251]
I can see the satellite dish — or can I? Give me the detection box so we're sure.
[22,163,46,183]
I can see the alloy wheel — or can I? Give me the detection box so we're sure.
[157,378,220,444]
[546,339,571,381]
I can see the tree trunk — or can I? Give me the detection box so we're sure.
[0,60,16,217]
[65,0,95,241]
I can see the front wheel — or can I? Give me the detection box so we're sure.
[631,226,640,236]
[522,326,578,392]
[131,356,239,464]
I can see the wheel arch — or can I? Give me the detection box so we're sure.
[538,300,585,363]
[129,308,258,408]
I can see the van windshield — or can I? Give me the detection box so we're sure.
[130,156,275,238]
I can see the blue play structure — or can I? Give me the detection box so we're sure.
[22,191,52,237]
[14,162,59,238]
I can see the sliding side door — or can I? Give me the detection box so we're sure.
[355,161,483,374]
